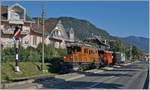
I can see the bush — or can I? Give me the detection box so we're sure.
[1,47,15,62]
[37,43,67,62]
[2,43,67,63]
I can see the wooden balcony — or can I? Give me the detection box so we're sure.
[1,26,30,35]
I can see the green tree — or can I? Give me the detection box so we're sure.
[112,40,125,53]
[132,46,140,60]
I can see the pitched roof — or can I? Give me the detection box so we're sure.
[31,18,58,36]
[31,19,72,41]
[84,35,109,46]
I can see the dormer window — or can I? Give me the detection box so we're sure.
[58,30,61,37]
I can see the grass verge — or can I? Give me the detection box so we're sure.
[1,62,53,82]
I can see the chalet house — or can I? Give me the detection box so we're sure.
[84,35,110,51]
[1,3,75,49]
[1,3,34,48]
[32,19,75,48]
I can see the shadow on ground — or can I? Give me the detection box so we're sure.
[33,76,123,89]
[76,71,132,77]
[110,69,138,72]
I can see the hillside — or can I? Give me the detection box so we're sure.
[33,17,148,52]
[121,36,149,53]
[44,17,110,40]
[58,17,149,53]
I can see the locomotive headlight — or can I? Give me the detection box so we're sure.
[64,56,66,59]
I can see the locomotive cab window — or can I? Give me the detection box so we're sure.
[67,47,72,54]
[76,46,81,52]
[84,48,88,54]
[89,50,91,54]
[67,46,81,54]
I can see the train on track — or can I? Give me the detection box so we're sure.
[63,43,113,71]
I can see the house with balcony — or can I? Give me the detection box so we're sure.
[1,3,75,49]
[1,3,34,48]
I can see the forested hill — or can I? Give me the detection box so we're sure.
[121,36,149,53]
[58,17,110,40]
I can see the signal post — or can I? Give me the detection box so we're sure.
[13,25,22,72]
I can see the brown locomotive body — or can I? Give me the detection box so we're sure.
[64,43,113,70]
[64,45,99,63]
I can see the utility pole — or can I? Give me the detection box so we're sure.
[130,45,132,62]
[41,3,45,72]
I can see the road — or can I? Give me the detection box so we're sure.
[3,60,149,89]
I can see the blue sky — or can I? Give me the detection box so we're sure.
[2,1,149,38]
